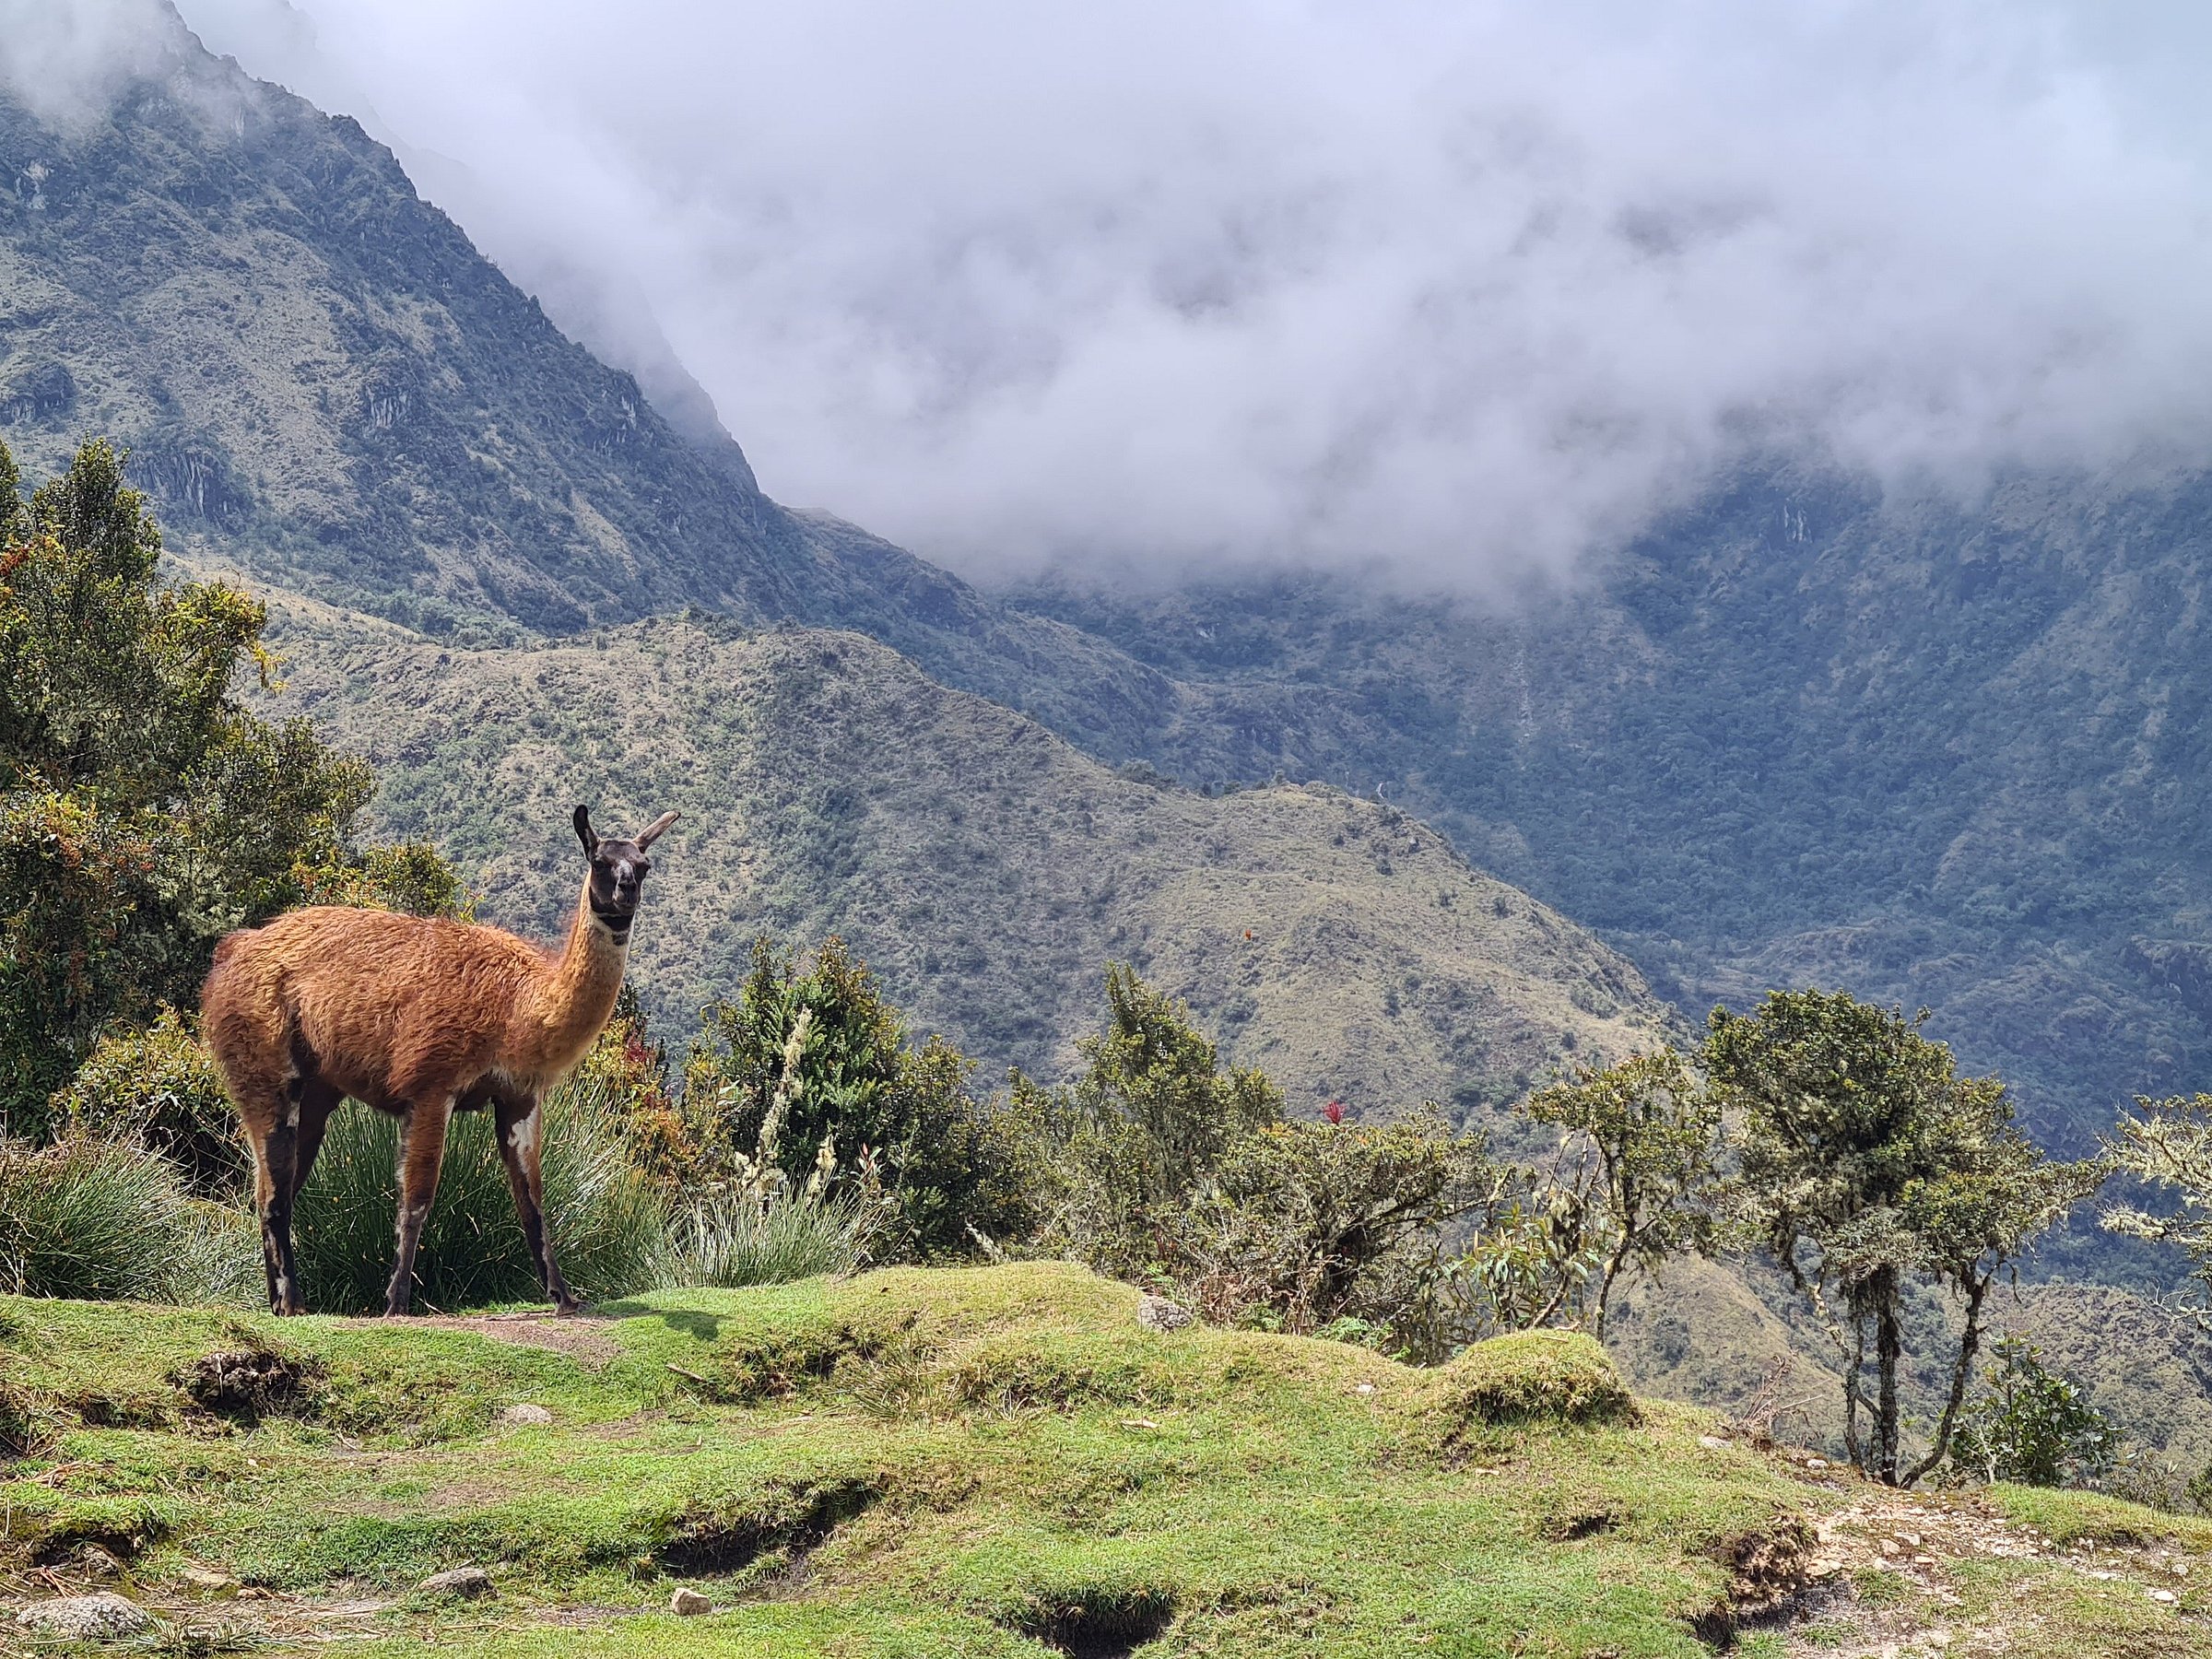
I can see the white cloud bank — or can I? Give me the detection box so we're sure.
[29,0,2212,584]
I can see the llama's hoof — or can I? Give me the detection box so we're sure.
[551,1296,582,1318]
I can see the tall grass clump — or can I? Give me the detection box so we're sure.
[0,1134,253,1302]
[291,1071,665,1314]
[660,1008,887,1288]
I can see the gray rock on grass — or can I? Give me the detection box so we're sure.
[16,1593,155,1640]
[418,1566,495,1599]
[670,1587,712,1615]
[1138,1294,1194,1333]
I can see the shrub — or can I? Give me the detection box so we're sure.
[683,936,1035,1260]
[59,1007,244,1196]
[0,1133,250,1302]
[290,1069,665,1313]
[1172,1110,1492,1361]
[1019,963,1281,1277]
[1947,1335,2119,1488]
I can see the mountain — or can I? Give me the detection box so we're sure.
[0,13,1173,750]
[252,596,1669,1106]
[1012,463,2212,1149]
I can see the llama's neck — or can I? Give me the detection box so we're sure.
[513,886,629,1077]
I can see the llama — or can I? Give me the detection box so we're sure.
[202,805,677,1317]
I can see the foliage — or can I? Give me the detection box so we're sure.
[0,438,465,1136]
[1947,1336,2119,1488]
[0,1132,249,1302]
[1522,1048,1721,1337]
[1020,963,1283,1277]
[682,936,1035,1260]
[1706,990,2107,1487]
[58,1006,243,1196]
[1173,1109,1493,1361]
[660,1188,883,1289]
[2103,1093,2212,1303]
[290,1067,665,1314]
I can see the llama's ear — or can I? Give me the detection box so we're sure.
[636,809,679,850]
[573,805,598,855]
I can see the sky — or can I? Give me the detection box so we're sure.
[16,0,2212,588]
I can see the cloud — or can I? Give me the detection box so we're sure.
[53,2,2212,583]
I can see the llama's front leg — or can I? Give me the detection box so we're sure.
[384,1095,453,1317]
[250,1083,306,1316]
[496,1095,578,1314]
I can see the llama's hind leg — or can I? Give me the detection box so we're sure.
[496,1095,578,1314]
[383,1096,453,1317]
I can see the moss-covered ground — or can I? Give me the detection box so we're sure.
[1,1263,2205,1656]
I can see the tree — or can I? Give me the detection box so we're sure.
[2103,1094,2212,1306]
[1016,962,1283,1276]
[1522,1047,1721,1337]
[681,935,1033,1258]
[1705,991,2104,1487]
[0,438,460,1135]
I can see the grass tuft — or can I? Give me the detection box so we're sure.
[0,1134,249,1302]
[659,1188,879,1291]
[1429,1329,1639,1430]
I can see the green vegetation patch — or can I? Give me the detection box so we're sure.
[1427,1330,1640,1430]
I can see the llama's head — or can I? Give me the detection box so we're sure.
[573,805,678,942]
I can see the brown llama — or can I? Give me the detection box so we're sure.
[201,806,677,1317]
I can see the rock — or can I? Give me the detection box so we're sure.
[1353,1382,1375,1396]
[1804,1456,1828,1470]
[1878,1538,1900,1557]
[1927,1631,1953,1649]
[2152,1588,2180,1605]
[15,1593,155,1640]
[1137,1294,1194,1333]
[670,1587,712,1616]
[1699,1434,1731,1450]
[77,1544,124,1580]
[418,1567,494,1599]
[179,1566,241,1596]
[499,1403,554,1426]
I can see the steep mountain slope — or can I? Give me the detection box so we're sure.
[0,13,1173,749]
[254,600,1668,1111]
[1014,463,2212,1147]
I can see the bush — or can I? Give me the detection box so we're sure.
[1948,1335,2119,1488]
[0,1133,252,1302]
[683,936,1036,1260]
[1426,1330,1639,1430]
[1020,963,1282,1277]
[290,1069,665,1313]
[59,1007,244,1196]
[1172,1110,1492,1361]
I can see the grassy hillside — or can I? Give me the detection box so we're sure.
[251,601,1665,1113]
[6,1263,2210,1657]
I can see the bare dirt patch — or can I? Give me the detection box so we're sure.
[406,1311,623,1363]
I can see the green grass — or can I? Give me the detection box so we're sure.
[6,1263,2207,1655]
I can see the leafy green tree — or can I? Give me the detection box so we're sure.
[0,438,460,1136]
[2103,1094,2212,1298]
[1523,1047,1721,1337]
[1016,962,1283,1277]
[1705,990,2104,1487]
[1947,1335,2118,1488]
[682,935,1033,1259]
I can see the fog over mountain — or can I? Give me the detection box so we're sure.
[11,0,2212,588]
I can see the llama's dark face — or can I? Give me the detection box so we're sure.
[573,806,678,937]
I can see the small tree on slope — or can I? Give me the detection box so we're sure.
[1705,991,2104,1487]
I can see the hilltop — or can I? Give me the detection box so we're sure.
[6,1264,2210,1657]
[255,602,1666,1109]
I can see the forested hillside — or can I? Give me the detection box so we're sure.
[1016,464,2212,1148]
